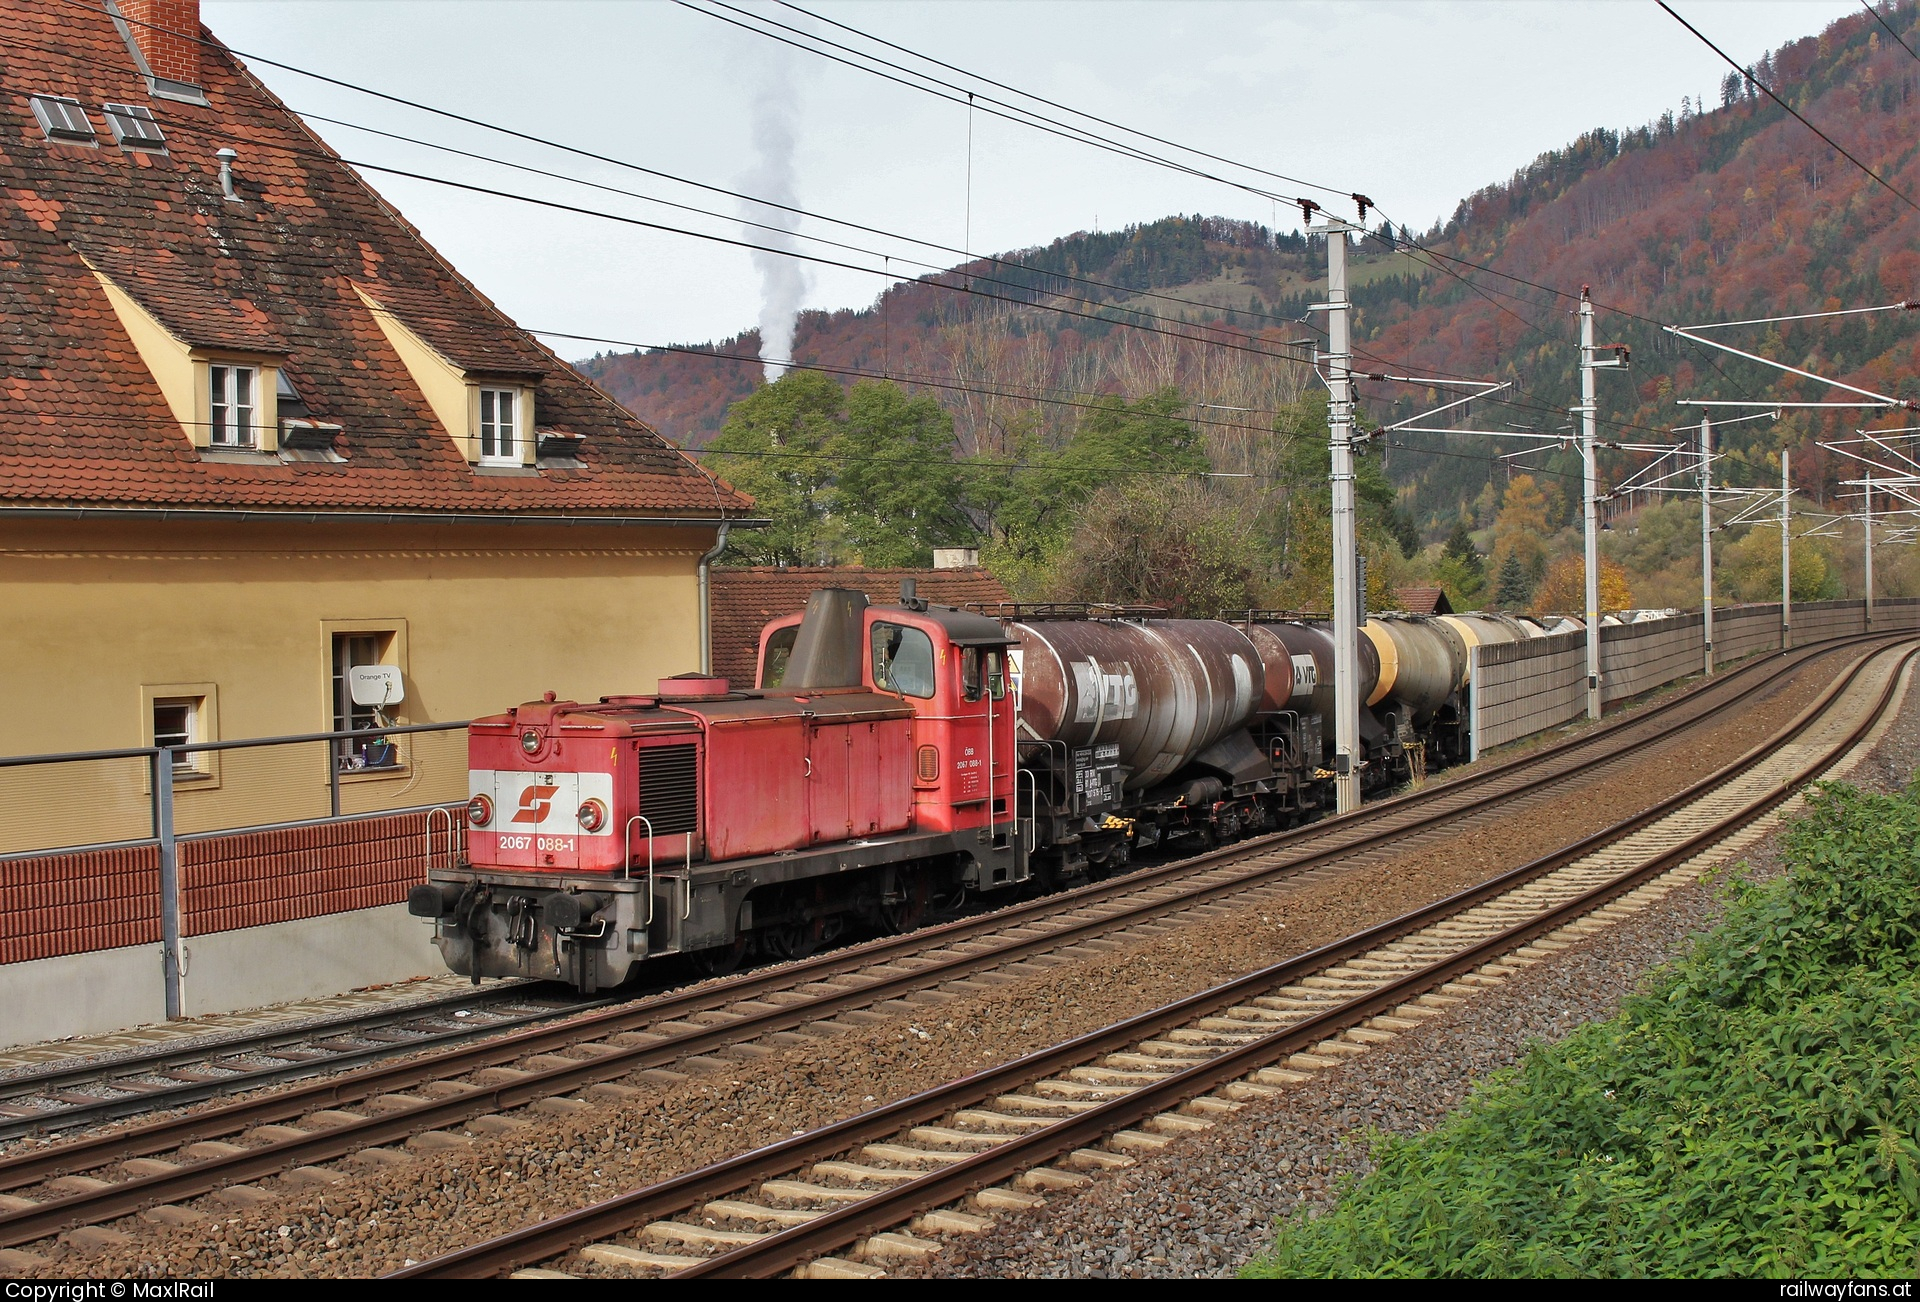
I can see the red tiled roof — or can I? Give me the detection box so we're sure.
[1395,586,1453,615]
[710,566,1011,686]
[0,5,747,518]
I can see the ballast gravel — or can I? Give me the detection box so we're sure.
[0,648,1869,1279]
[895,656,1920,1280]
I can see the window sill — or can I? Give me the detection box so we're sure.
[157,768,222,795]
[200,448,280,465]
[337,763,411,784]
[472,464,539,477]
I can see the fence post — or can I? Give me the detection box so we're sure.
[1468,645,1482,764]
[154,749,182,1019]
[328,743,341,820]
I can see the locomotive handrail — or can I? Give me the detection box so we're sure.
[1017,768,1038,855]
[423,807,460,876]
[623,815,656,924]
[682,834,694,920]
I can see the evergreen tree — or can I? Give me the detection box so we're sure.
[1443,519,1484,579]
[1495,553,1533,609]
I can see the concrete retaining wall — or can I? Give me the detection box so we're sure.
[1472,597,1920,762]
[0,902,437,1049]
[1470,630,1585,756]
[1602,613,1705,707]
[1713,604,1779,665]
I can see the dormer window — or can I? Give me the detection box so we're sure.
[30,95,96,144]
[102,103,166,151]
[478,388,517,466]
[209,364,257,447]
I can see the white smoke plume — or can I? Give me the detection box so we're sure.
[745,56,809,383]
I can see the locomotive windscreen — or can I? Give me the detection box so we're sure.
[638,744,700,836]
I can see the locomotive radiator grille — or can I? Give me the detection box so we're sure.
[638,744,700,836]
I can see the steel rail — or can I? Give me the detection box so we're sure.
[0,633,1886,1242]
[392,639,1920,1280]
[0,985,620,1142]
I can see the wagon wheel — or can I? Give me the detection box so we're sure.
[877,867,931,935]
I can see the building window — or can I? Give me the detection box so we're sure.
[29,95,95,143]
[331,632,400,771]
[151,696,205,777]
[102,103,166,150]
[209,364,257,447]
[478,388,517,464]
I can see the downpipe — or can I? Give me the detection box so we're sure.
[697,521,731,675]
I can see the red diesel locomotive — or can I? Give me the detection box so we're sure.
[412,588,1023,990]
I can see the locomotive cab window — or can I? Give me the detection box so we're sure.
[871,623,935,699]
[960,646,1007,702]
[761,625,798,688]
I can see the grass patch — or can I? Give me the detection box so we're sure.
[1243,779,1920,1279]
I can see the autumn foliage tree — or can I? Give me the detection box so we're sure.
[1530,555,1634,617]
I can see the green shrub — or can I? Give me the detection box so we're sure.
[1243,780,1920,1279]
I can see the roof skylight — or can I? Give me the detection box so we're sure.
[29,95,96,144]
[102,103,165,151]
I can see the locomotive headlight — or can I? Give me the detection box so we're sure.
[520,729,541,755]
[577,798,607,833]
[466,794,494,828]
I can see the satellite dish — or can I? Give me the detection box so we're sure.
[348,665,404,708]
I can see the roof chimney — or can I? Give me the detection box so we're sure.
[117,0,203,97]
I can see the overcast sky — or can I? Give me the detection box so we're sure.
[205,1,1861,360]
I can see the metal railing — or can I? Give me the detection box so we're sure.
[0,720,469,1018]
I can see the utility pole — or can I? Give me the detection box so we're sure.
[1864,466,1875,629]
[1700,415,1714,675]
[1310,201,1363,815]
[1576,289,1626,721]
[1781,448,1792,650]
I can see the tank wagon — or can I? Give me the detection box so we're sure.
[411,586,1552,990]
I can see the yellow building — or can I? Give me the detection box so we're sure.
[0,0,750,851]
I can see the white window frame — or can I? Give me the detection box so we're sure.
[478,387,519,465]
[142,683,219,786]
[321,621,410,780]
[208,363,258,448]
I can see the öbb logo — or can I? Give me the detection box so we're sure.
[511,785,560,824]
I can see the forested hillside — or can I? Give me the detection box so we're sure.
[579,4,1920,612]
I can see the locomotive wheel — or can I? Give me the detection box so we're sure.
[878,868,931,935]
[689,933,751,978]
[763,919,823,961]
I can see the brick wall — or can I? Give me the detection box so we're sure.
[0,808,453,964]
[0,844,159,965]
[120,0,200,85]
[179,811,437,936]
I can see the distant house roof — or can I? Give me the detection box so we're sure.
[711,566,1012,686]
[0,2,746,520]
[1395,586,1453,615]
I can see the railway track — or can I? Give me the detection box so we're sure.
[394,636,1920,1280]
[0,984,617,1142]
[0,633,1891,1260]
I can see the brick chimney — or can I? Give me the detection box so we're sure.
[120,0,200,88]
